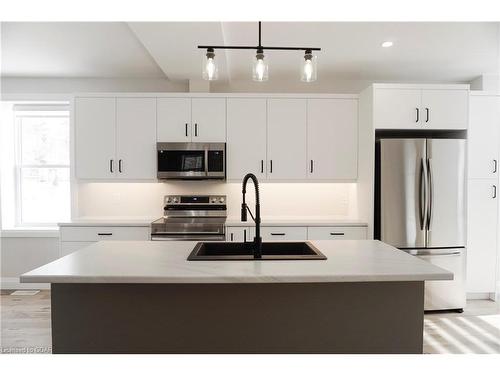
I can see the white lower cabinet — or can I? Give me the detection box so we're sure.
[59,226,151,257]
[226,227,251,242]
[466,179,499,293]
[260,226,307,241]
[60,241,95,257]
[307,226,367,240]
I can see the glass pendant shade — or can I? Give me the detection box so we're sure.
[252,50,269,82]
[301,52,317,82]
[202,48,218,81]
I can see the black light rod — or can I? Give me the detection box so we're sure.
[198,45,321,51]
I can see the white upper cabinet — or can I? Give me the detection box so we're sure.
[267,99,307,180]
[116,98,157,179]
[307,99,358,180]
[75,97,116,179]
[157,98,226,143]
[157,98,191,142]
[421,89,468,129]
[373,86,468,130]
[374,89,422,129]
[226,98,267,180]
[468,95,500,179]
[75,97,156,180]
[191,98,226,142]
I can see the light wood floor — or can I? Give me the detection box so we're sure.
[1,289,499,354]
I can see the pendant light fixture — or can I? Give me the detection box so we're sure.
[301,49,317,82]
[199,22,320,82]
[202,47,218,81]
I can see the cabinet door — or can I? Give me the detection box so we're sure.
[468,96,500,179]
[116,98,157,179]
[261,226,308,241]
[467,179,499,293]
[75,97,116,179]
[421,89,468,129]
[226,227,250,242]
[157,98,191,142]
[307,99,358,179]
[374,89,421,129]
[267,99,307,180]
[191,98,226,142]
[307,226,367,240]
[227,98,267,180]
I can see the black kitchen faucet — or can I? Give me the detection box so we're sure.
[241,173,262,259]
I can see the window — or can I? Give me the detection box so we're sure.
[14,105,70,226]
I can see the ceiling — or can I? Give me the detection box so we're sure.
[2,22,499,85]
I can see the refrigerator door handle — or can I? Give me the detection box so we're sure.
[419,158,428,231]
[427,158,434,230]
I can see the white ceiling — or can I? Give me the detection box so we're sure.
[2,22,499,84]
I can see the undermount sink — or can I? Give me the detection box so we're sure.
[187,241,327,261]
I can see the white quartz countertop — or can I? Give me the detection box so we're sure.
[21,240,452,284]
[58,217,155,227]
[226,217,368,227]
[58,216,367,227]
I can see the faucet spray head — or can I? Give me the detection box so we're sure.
[241,203,248,222]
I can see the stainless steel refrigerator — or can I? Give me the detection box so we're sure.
[375,137,466,311]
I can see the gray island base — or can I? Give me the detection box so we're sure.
[21,240,452,354]
[52,281,423,354]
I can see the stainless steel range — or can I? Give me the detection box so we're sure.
[151,195,226,241]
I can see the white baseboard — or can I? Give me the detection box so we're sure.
[1,277,50,290]
[467,292,494,300]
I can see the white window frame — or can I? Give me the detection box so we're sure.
[13,105,70,227]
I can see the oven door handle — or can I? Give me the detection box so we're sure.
[152,231,223,235]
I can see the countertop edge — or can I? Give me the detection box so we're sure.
[20,273,452,284]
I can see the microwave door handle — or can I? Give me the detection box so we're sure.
[204,147,209,176]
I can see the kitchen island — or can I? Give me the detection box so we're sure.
[21,240,451,354]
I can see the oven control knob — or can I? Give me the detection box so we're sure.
[172,197,179,203]
[211,197,217,203]
[166,197,171,203]
[219,197,225,203]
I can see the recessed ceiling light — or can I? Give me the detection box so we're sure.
[382,41,393,48]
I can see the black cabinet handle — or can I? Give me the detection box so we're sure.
[98,233,113,236]
[310,160,314,173]
[270,233,286,236]
[261,160,264,173]
[425,108,429,123]
[415,108,419,123]
[185,123,188,137]
[110,159,114,173]
[230,233,234,241]
[493,185,497,199]
[494,159,498,173]
[118,159,122,173]
[330,232,345,236]
[194,123,198,136]
[244,229,247,243]
[270,160,273,173]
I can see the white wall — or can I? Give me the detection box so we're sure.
[0,236,59,289]
[76,181,358,219]
[1,77,188,99]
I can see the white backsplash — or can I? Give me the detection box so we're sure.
[76,181,358,219]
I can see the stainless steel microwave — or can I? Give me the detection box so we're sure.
[157,142,226,180]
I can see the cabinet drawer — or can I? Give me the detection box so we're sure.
[60,241,94,257]
[60,226,150,242]
[307,226,367,240]
[261,226,307,241]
